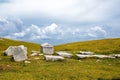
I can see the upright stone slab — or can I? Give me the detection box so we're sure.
[13,45,27,61]
[41,43,54,55]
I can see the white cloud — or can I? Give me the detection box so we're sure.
[0,17,119,44]
[0,0,119,22]
[87,26,107,38]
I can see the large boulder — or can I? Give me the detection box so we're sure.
[4,46,16,56]
[12,45,27,61]
[44,55,64,61]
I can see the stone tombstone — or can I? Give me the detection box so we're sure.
[41,43,54,54]
[12,45,28,61]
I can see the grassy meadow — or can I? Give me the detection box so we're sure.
[55,38,120,54]
[0,38,120,80]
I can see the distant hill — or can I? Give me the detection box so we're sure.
[55,38,120,54]
[0,38,40,54]
[1,38,120,54]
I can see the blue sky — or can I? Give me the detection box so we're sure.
[0,0,120,45]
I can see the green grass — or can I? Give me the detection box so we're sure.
[0,38,120,80]
[0,38,40,54]
[55,38,120,54]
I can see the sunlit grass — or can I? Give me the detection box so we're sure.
[0,38,120,80]
[55,38,120,54]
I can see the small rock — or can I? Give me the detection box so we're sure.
[24,61,31,64]
[31,53,38,56]
[96,59,101,62]
[78,60,82,62]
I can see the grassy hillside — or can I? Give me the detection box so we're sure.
[55,38,120,54]
[0,38,40,54]
[0,38,120,80]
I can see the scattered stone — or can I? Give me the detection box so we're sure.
[56,51,73,58]
[79,51,94,55]
[12,45,27,61]
[34,57,40,60]
[76,54,93,59]
[24,61,31,64]
[44,55,64,61]
[93,55,115,59]
[96,59,101,62]
[41,43,54,55]
[30,52,38,56]
[78,60,82,62]
[112,54,120,58]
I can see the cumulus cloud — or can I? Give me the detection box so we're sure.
[1,17,119,44]
[87,26,107,37]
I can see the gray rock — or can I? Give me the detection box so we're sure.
[112,54,120,58]
[41,43,54,55]
[12,45,27,61]
[79,51,94,55]
[44,55,64,61]
[4,46,16,56]
[56,51,73,58]
[76,54,93,59]
[30,52,38,56]
[92,55,115,58]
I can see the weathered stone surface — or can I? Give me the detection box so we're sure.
[79,51,94,55]
[56,51,73,58]
[92,55,115,58]
[76,54,115,59]
[4,46,16,56]
[44,55,64,61]
[12,45,27,61]
[41,43,54,55]
[112,54,120,58]
[76,54,93,59]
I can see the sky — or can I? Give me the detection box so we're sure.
[0,0,120,45]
